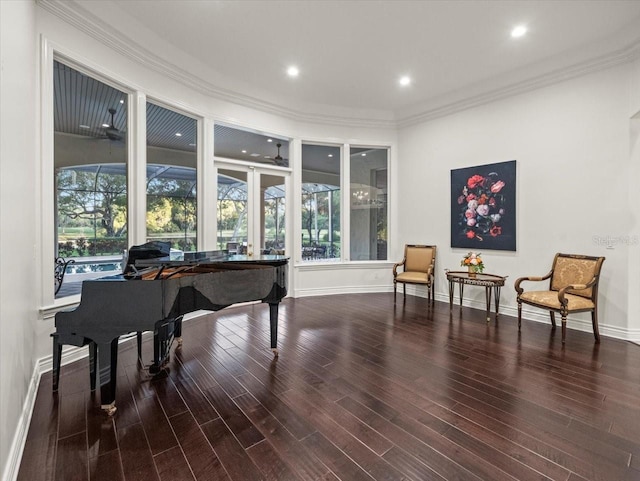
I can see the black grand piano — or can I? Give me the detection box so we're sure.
[52,243,288,414]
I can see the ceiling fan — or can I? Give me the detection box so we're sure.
[269,142,287,167]
[96,107,124,141]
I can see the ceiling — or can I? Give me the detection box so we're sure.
[67,0,640,122]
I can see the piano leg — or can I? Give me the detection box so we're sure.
[269,302,279,358]
[98,339,119,415]
[136,332,143,365]
[52,334,62,392]
[89,342,97,391]
[175,315,183,347]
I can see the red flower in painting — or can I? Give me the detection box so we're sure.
[467,175,484,189]
[490,225,502,237]
[466,230,476,239]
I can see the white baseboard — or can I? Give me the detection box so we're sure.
[294,284,393,298]
[2,363,41,481]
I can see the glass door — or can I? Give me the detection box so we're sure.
[259,172,286,255]
[216,164,287,257]
[217,167,249,253]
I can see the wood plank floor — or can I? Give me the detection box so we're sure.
[18,293,640,481]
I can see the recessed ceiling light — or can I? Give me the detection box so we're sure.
[79,124,90,129]
[267,138,273,142]
[102,123,110,127]
[175,132,182,137]
[119,99,124,104]
[511,25,527,38]
[250,153,260,157]
[399,76,411,87]
[361,153,366,157]
[328,154,333,158]
[241,150,247,153]
[287,66,299,77]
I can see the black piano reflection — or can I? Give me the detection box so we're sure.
[52,248,288,414]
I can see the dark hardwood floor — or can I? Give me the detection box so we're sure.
[18,293,640,481]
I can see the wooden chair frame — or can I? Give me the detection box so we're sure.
[393,244,436,304]
[514,253,605,343]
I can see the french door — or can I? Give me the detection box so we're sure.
[216,163,288,257]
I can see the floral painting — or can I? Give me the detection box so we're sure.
[450,160,516,251]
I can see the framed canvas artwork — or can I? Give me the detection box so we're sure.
[451,160,516,251]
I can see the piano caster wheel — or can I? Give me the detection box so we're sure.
[101,402,117,416]
[271,348,279,358]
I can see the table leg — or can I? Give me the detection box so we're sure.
[494,286,502,317]
[458,283,464,307]
[448,281,454,310]
[485,287,491,322]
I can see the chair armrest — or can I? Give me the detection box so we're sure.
[393,261,404,277]
[514,271,553,294]
[557,277,597,304]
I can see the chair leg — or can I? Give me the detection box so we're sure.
[517,301,522,331]
[592,310,601,343]
[561,315,567,344]
[403,284,406,300]
[393,281,397,303]
[549,312,556,329]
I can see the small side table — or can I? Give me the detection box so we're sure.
[445,270,508,322]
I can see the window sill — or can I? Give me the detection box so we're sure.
[40,295,81,321]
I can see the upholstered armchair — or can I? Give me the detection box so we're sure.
[514,253,605,343]
[393,245,436,303]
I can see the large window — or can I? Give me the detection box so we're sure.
[349,147,388,261]
[52,60,391,303]
[146,102,197,251]
[301,144,341,261]
[54,61,128,297]
[214,124,289,168]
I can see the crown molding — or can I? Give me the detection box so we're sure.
[396,39,640,128]
[38,0,640,131]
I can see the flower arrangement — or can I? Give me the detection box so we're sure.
[461,251,484,273]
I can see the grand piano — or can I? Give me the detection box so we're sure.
[52,243,288,414]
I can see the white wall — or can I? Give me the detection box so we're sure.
[397,64,637,339]
[0,1,38,479]
[628,56,640,340]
